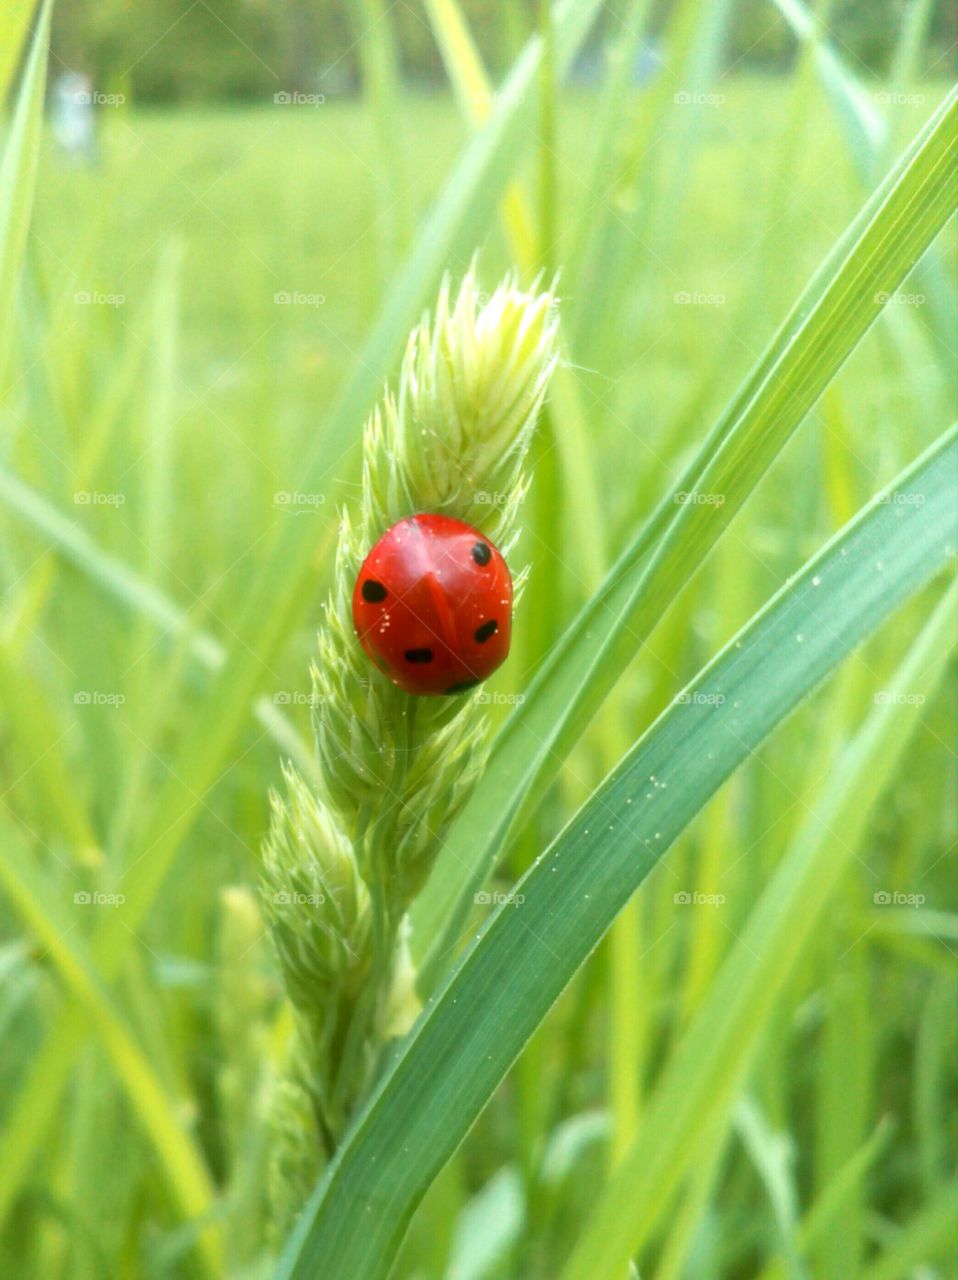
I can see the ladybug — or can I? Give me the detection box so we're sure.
[352,514,513,696]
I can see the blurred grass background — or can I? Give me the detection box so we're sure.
[0,1,956,1278]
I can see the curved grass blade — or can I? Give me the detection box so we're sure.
[278,426,957,1280]
[412,85,958,982]
[560,584,958,1280]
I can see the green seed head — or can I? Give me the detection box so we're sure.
[314,264,559,848]
[261,765,371,1003]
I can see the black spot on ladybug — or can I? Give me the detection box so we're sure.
[471,542,492,566]
[361,579,387,603]
[474,619,498,643]
[404,648,433,664]
[445,678,481,695]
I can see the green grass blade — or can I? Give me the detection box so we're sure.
[353,0,408,271]
[0,8,606,1220]
[861,1178,958,1280]
[423,0,607,602]
[561,577,957,1279]
[106,0,604,938]
[773,0,886,179]
[0,461,318,780]
[0,824,222,1275]
[0,1,36,102]
[278,425,957,1280]
[0,0,51,383]
[253,0,602,591]
[411,85,958,981]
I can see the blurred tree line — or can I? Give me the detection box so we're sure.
[48,0,957,103]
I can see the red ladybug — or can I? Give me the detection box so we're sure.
[352,514,513,696]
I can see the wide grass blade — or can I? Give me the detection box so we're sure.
[278,424,957,1280]
[559,578,957,1280]
[411,85,958,982]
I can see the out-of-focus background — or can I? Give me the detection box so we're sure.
[1,2,955,1278]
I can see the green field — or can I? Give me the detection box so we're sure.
[1,8,957,1279]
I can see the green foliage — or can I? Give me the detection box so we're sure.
[46,1,958,103]
[0,2,955,1279]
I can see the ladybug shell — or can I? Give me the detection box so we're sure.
[352,514,512,696]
